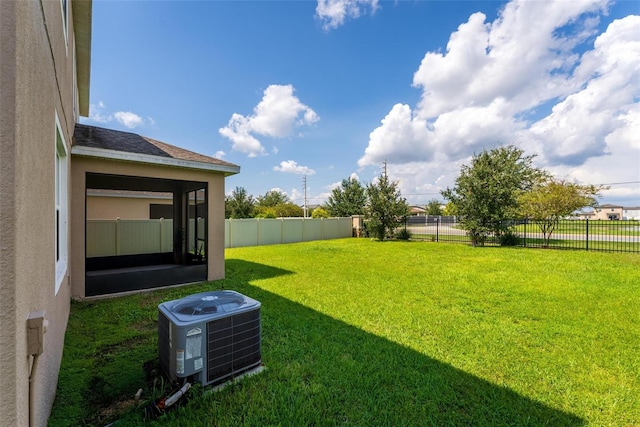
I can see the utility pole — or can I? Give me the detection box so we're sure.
[303,175,308,218]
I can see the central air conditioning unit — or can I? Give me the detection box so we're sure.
[158,290,261,387]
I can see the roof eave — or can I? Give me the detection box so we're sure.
[71,145,241,176]
[73,0,92,117]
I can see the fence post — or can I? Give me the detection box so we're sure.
[436,217,439,242]
[115,217,121,256]
[524,219,527,247]
[585,218,589,251]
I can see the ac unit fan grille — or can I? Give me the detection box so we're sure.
[206,309,261,385]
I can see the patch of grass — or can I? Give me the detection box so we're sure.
[50,239,640,426]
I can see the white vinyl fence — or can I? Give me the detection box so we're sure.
[86,217,352,257]
[225,217,352,248]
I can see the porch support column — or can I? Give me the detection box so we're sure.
[172,183,187,265]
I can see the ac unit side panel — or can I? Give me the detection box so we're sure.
[158,311,172,380]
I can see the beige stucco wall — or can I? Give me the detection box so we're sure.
[594,206,623,220]
[86,195,171,219]
[71,156,227,298]
[1,1,80,425]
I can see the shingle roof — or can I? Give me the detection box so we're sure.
[598,203,623,208]
[73,124,238,169]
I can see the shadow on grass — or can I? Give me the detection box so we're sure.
[51,259,585,426]
[175,259,584,426]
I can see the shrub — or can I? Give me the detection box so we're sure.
[312,207,330,218]
[396,228,412,240]
[500,229,521,246]
[255,210,276,219]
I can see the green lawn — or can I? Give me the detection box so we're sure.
[50,239,640,426]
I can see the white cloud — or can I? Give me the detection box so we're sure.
[527,15,640,165]
[113,111,144,129]
[88,102,112,124]
[360,1,640,205]
[214,150,226,159]
[87,102,150,129]
[327,172,361,191]
[290,188,303,203]
[219,84,318,157]
[316,0,379,30]
[273,160,316,175]
[412,1,606,119]
[219,113,266,157]
[358,103,434,167]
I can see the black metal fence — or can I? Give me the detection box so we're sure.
[404,216,640,253]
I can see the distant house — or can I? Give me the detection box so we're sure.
[87,189,174,219]
[1,2,239,425]
[574,204,638,220]
[593,204,624,220]
[409,206,427,216]
[87,187,205,220]
[622,207,640,220]
[573,210,596,220]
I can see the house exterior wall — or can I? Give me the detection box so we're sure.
[594,205,623,220]
[71,156,227,298]
[622,207,640,220]
[1,1,83,425]
[86,195,171,219]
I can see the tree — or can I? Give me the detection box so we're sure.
[255,208,277,219]
[311,206,330,218]
[442,201,457,216]
[273,203,304,217]
[518,179,605,247]
[365,173,409,241]
[441,145,547,246]
[225,186,255,219]
[254,203,303,218]
[256,190,290,208]
[252,190,294,218]
[325,177,366,217]
[426,199,443,216]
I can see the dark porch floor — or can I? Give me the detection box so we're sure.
[85,263,207,296]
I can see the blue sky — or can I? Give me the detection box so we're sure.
[83,0,640,207]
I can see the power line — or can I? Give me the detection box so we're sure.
[596,181,640,186]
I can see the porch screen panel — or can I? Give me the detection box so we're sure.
[118,219,162,255]
[86,220,117,257]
